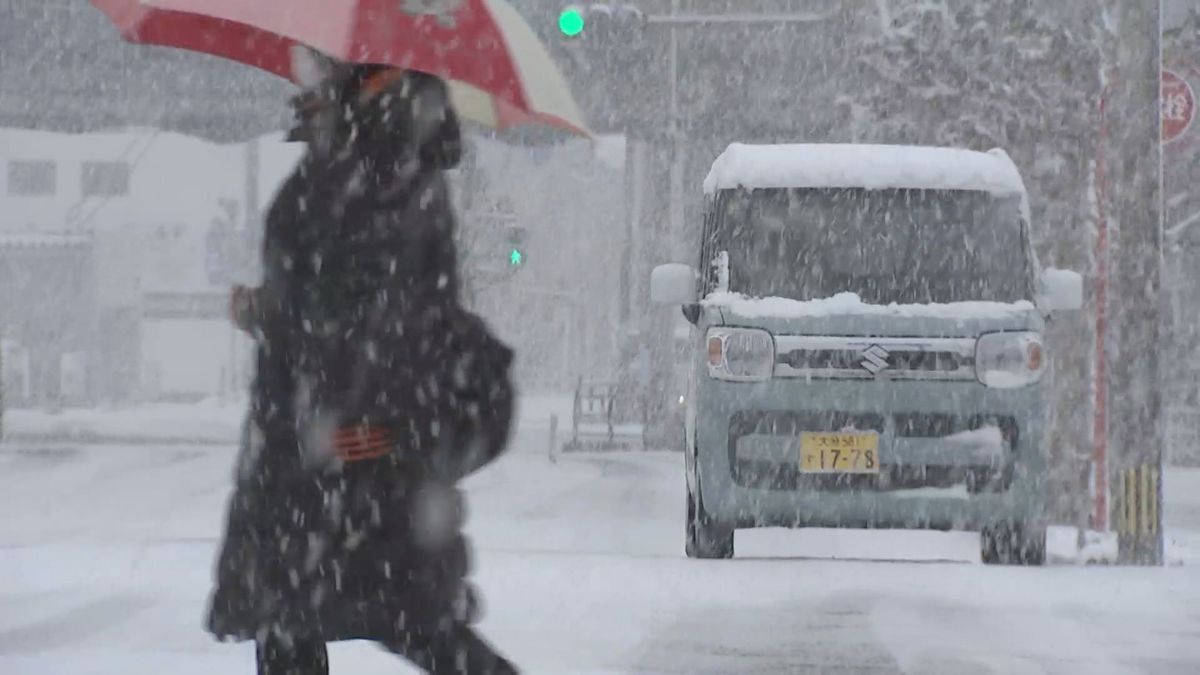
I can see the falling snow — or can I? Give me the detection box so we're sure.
[1,1,1197,673]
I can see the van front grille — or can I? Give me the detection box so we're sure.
[773,336,978,381]
[779,349,969,372]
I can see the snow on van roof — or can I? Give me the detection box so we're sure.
[705,291,1038,321]
[702,143,1028,196]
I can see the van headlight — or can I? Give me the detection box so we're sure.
[975,332,1045,388]
[707,328,775,381]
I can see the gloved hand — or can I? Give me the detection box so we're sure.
[230,285,259,334]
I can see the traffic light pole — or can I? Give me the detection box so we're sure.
[642,5,837,241]
[1104,0,1165,565]
[609,4,836,448]
[667,0,682,241]
[650,5,836,258]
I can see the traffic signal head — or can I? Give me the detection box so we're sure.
[559,6,585,37]
[506,226,528,269]
[559,4,644,38]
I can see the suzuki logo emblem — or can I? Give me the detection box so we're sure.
[860,345,891,374]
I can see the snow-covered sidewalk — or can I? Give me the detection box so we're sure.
[2,399,246,445]
[1,394,575,444]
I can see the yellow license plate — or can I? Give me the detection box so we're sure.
[800,432,880,474]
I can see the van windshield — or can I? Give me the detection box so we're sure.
[710,187,1032,304]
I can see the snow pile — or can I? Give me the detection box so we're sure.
[1043,528,1198,567]
[1046,528,1120,565]
[705,291,1037,321]
[1168,533,1195,566]
[1077,531,1121,564]
[703,143,1028,196]
[1165,467,1200,566]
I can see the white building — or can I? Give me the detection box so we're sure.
[2,125,627,405]
[1,127,302,403]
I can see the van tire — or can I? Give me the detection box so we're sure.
[686,482,734,559]
[980,522,1046,566]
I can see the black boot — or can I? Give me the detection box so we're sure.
[256,635,330,675]
[383,623,517,675]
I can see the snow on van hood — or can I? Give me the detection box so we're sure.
[704,291,1037,321]
[702,143,1028,197]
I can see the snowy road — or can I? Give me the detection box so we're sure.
[2,429,1198,674]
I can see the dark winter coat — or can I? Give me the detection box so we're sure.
[207,72,514,644]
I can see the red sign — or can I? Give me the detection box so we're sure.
[1162,69,1195,144]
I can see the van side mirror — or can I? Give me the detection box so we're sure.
[650,263,697,305]
[1037,268,1083,312]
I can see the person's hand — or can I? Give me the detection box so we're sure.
[230,284,257,333]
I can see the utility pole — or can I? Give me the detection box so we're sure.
[1105,0,1165,564]
[590,3,837,447]
[234,138,261,393]
[667,0,682,243]
[556,2,839,445]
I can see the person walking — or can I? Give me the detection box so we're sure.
[209,52,518,675]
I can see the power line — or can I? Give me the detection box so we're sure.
[67,129,162,232]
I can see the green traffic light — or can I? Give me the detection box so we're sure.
[559,8,585,37]
[510,248,524,266]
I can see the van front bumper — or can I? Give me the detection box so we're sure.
[692,378,1048,531]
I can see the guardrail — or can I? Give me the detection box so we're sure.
[563,377,643,452]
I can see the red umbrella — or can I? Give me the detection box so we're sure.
[90,0,589,136]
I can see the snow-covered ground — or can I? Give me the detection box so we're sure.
[0,394,575,445]
[2,410,1198,673]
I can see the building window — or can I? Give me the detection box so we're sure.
[7,160,56,196]
[81,161,131,197]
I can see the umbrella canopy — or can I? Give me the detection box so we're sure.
[91,0,590,136]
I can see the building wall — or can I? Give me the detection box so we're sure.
[0,128,300,403]
[0,128,251,233]
[0,237,96,406]
[3,126,628,401]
